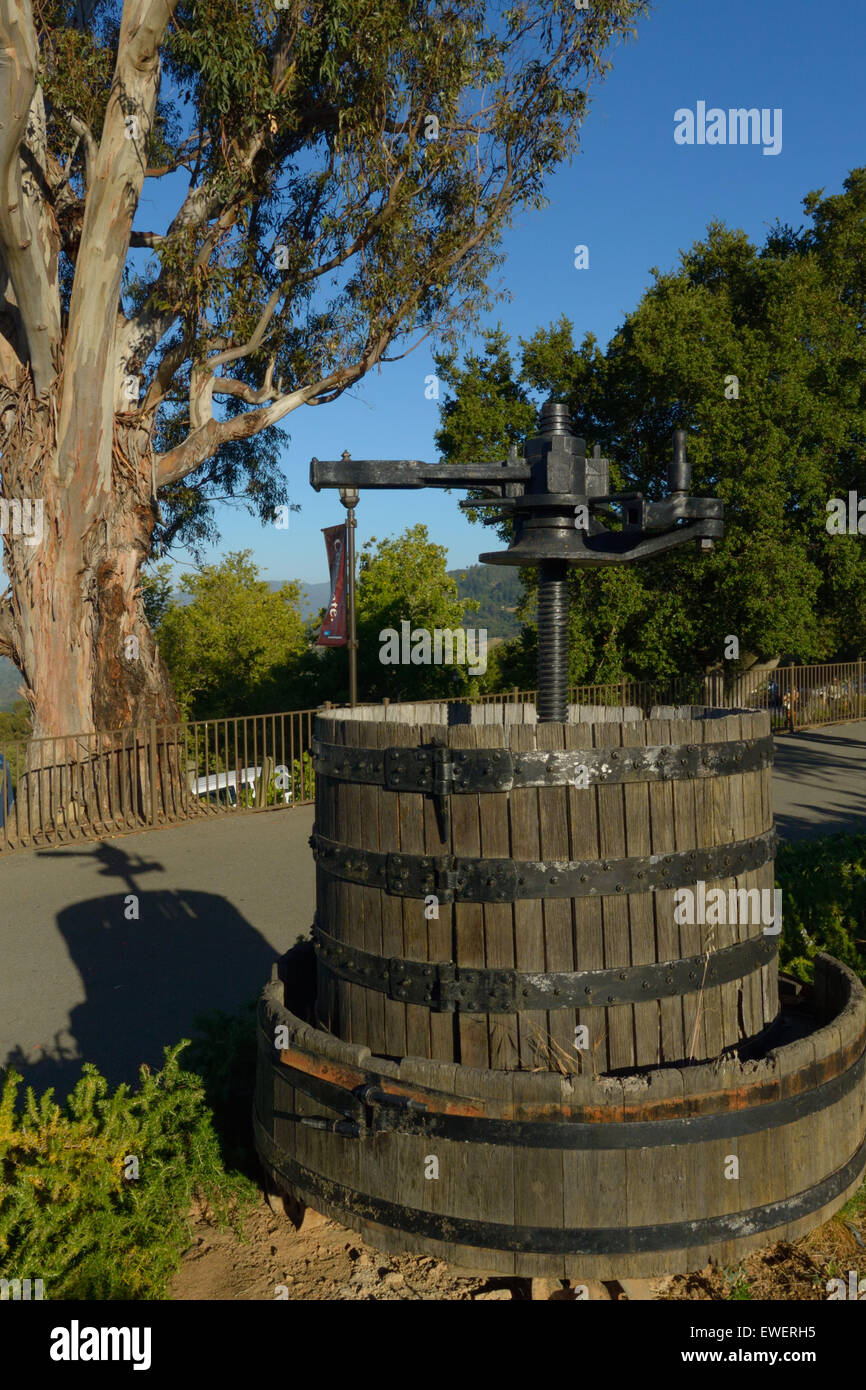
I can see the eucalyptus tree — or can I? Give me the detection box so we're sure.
[0,0,647,800]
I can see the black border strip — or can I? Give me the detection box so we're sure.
[265,1041,866,1149]
[253,1118,866,1255]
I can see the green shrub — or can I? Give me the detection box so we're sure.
[291,750,315,802]
[0,1042,256,1300]
[185,1000,260,1177]
[776,834,866,983]
[722,1265,751,1300]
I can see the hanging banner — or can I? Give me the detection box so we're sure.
[317,523,348,646]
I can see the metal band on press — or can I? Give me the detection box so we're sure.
[313,923,778,1013]
[311,734,773,792]
[310,827,777,903]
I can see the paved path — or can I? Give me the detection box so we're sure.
[772,721,866,841]
[0,808,316,1093]
[1,722,864,1095]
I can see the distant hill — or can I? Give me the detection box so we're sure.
[0,657,22,711]
[0,567,523,713]
[296,567,523,640]
[297,581,331,621]
[447,564,523,640]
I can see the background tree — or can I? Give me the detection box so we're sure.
[140,562,175,629]
[436,170,866,684]
[154,551,306,718]
[305,524,482,702]
[0,0,648,796]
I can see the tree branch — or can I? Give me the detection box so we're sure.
[115,175,242,376]
[212,359,280,404]
[61,108,98,186]
[154,317,405,488]
[0,0,62,394]
[57,0,180,485]
[129,231,166,248]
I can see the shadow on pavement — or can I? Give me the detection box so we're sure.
[3,841,278,1098]
[774,730,866,841]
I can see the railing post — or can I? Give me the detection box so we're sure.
[255,755,275,810]
[149,719,158,825]
[859,659,864,721]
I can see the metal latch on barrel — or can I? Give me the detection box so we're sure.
[297,1086,429,1140]
[382,743,514,795]
[386,851,518,903]
[384,741,514,837]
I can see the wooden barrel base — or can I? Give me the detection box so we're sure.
[254,943,866,1281]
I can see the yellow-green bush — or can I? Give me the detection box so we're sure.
[0,1043,256,1300]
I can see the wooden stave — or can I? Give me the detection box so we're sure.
[313,705,777,1070]
[254,947,866,1281]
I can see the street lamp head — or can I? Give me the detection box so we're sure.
[339,486,360,509]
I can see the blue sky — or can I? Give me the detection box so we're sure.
[165,0,866,588]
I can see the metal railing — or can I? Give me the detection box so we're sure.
[0,709,317,854]
[702,659,866,733]
[0,659,863,855]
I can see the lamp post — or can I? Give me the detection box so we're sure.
[339,474,359,707]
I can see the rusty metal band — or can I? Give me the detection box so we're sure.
[263,1037,866,1148]
[312,922,778,1013]
[311,734,773,792]
[254,1119,866,1255]
[310,826,777,903]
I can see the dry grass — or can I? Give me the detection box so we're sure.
[660,1190,866,1301]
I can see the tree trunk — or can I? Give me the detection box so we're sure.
[2,393,182,837]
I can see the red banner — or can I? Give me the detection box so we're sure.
[317,523,348,646]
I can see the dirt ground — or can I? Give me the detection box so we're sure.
[170,1188,866,1301]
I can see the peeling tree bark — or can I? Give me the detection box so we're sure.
[0,0,623,833]
[0,3,61,395]
[2,385,181,831]
[0,0,183,830]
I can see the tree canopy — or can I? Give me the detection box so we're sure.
[3,0,649,554]
[435,169,866,684]
[354,523,482,700]
[154,551,306,717]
